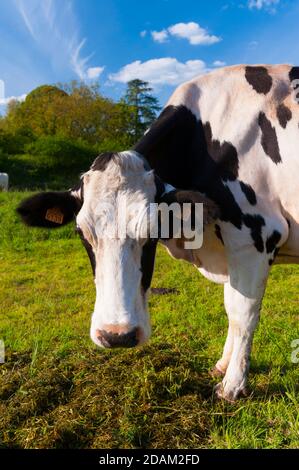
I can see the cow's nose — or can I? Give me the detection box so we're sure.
[96,327,139,348]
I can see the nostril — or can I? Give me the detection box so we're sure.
[96,327,139,348]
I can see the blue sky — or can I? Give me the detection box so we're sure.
[0,0,299,111]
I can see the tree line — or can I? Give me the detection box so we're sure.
[0,79,161,165]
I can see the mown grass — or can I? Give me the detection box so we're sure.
[0,191,299,449]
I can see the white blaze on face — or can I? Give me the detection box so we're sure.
[76,151,157,348]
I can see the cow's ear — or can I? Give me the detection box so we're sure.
[159,189,220,225]
[17,190,82,228]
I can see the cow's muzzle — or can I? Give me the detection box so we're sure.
[96,326,140,348]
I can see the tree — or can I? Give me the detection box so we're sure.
[123,79,161,140]
[5,85,69,137]
[3,82,131,146]
[1,80,151,154]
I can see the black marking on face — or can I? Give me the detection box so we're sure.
[139,155,152,171]
[258,112,282,164]
[289,66,299,85]
[266,230,281,254]
[76,227,96,276]
[240,181,257,205]
[277,103,292,129]
[215,224,224,245]
[140,240,158,293]
[71,177,84,208]
[91,151,150,174]
[203,122,239,181]
[286,218,291,229]
[245,66,273,94]
[91,152,116,172]
[243,214,265,252]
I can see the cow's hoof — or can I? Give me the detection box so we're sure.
[214,382,248,402]
[209,365,225,378]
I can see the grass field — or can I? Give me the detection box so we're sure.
[0,191,299,449]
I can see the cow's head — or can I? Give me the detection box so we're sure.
[17,151,218,348]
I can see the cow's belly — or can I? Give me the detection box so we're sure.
[161,224,228,284]
[270,122,299,260]
[274,219,299,263]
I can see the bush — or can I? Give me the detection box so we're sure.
[95,137,132,154]
[0,129,28,155]
[25,136,97,168]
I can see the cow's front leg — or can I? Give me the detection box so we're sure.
[214,249,270,401]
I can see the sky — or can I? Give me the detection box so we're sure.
[1,0,299,111]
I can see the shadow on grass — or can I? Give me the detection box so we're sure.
[249,361,298,399]
[0,343,215,449]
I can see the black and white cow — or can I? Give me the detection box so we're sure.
[17,64,299,401]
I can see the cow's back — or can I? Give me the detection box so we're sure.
[135,64,299,274]
[167,65,299,220]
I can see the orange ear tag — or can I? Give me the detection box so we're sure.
[45,207,64,224]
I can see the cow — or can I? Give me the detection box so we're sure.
[0,173,9,191]
[17,64,299,401]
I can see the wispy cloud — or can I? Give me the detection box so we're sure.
[147,22,221,46]
[248,0,280,12]
[109,58,208,86]
[14,0,104,80]
[16,0,37,40]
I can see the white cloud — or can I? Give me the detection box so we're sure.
[140,30,147,38]
[148,22,221,46]
[14,0,104,81]
[109,58,208,86]
[168,22,221,45]
[213,60,226,67]
[0,93,27,105]
[151,29,169,43]
[86,66,104,80]
[248,0,280,11]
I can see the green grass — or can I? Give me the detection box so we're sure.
[0,191,299,449]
